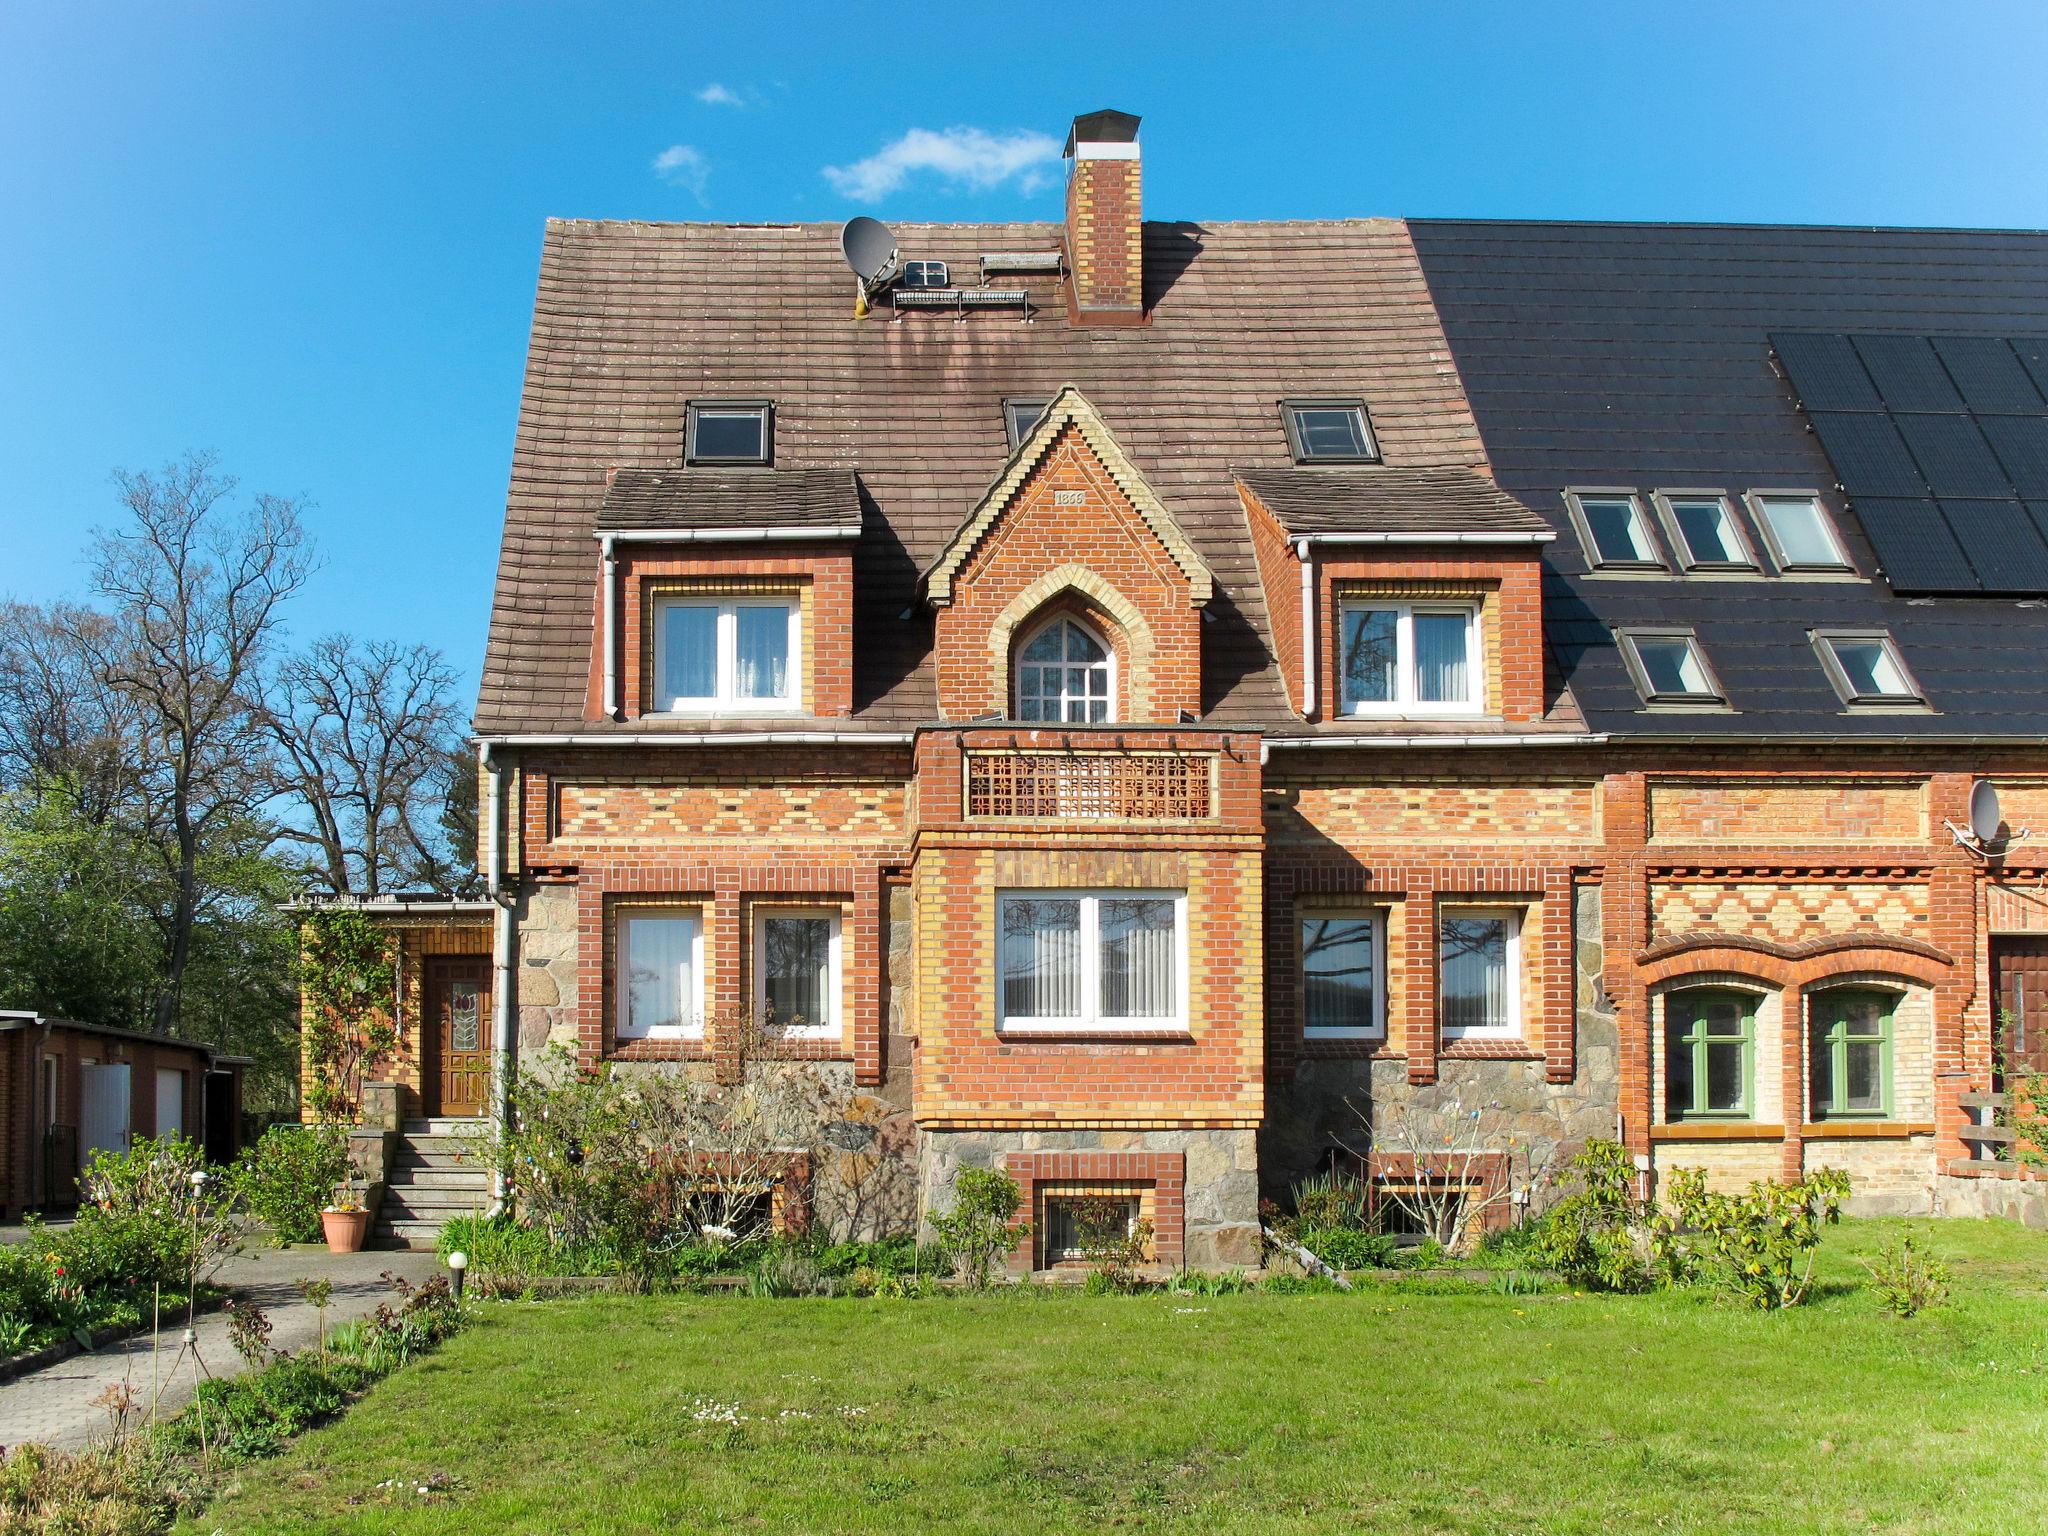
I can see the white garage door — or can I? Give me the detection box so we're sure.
[80,1063,132,1162]
[156,1068,185,1140]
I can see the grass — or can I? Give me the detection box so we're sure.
[187,1218,2048,1535]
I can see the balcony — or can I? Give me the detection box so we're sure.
[964,750,1213,821]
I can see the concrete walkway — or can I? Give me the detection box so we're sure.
[0,1244,443,1451]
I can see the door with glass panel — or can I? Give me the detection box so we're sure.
[425,956,491,1118]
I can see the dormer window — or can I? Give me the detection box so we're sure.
[1003,398,1050,450]
[653,596,799,712]
[900,260,949,289]
[686,401,772,466]
[1338,601,1477,714]
[1282,400,1378,464]
[1015,616,1113,722]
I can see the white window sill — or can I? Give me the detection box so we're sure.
[1341,708,1490,722]
[1303,1028,1385,1042]
[615,1031,706,1044]
[646,702,801,717]
[998,1020,1190,1036]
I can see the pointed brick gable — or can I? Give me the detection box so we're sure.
[922,387,1214,723]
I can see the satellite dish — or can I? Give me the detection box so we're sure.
[840,217,900,288]
[1969,779,2003,845]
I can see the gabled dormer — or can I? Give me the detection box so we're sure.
[1238,467,1554,724]
[922,387,1213,724]
[588,466,862,721]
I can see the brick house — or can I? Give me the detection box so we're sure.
[342,109,2048,1261]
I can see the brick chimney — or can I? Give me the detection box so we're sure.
[1064,109,1144,325]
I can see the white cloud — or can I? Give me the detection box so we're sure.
[651,144,710,201]
[822,126,1062,203]
[695,83,743,107]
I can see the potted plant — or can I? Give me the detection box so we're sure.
[321,1166,372,1254]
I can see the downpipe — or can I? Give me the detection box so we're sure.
[483,742,513,1218]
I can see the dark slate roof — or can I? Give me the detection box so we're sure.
[597,468,863,533]
[478,219,1496,734]
[1236,466,1552,539]
[1410,219,2048,739]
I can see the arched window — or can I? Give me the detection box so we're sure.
[1015,616,1113,722]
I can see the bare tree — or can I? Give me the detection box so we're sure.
[82,453,314,1033]
[0,601,146,821]
[264,634,464,895]
[1347,1088,1556,1255]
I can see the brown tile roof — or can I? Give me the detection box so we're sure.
[478,218,1496,734]
[1235,467,1552,539]
[596,467,863,534]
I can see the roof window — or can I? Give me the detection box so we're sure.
[686,402,772,466]
[1565,490,1664,570]
[1813,631,1924,707]
[1618,629,1725,707]
[1282,401,1378,464]
[1654,491,1759,571]
[1748,491,1852,572]
[900,260,949,290]
[1003,398,1050,450]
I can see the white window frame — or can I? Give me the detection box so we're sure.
[651,597,800,713]
[685,401,772,466]
[1013,614,1117,723]
[1281,399,1379,464]
[1745,489,1853,573]
[751,905,844,1040]
[1615,627,1727,707]
[1652,489,1761,572]
[1563,488,1665,571]
[1811,630,1926,708]
[614,907,707,1041]
[1438,905,1523,1041]
[1337,601,1482,716]
[1300,909,1387,1040]
[996,889,1189,1035]
[900,260,950,290]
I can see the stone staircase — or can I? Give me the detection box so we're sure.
[372,1119,493,1248]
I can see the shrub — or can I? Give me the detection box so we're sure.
[1298,1226,1397,1272]
[1863,1231,1952,1317]
[0,1439,192,1533]
[0,1244,53,1342]
[1539,1138,1656,1292]
[1656,1165,1851,1309]
[1071,1196,1154,1293]
[233,1123,353,1245]
[747,1246,828,1298]
[932,1167,1026,1289]
[71,1134,239,1289]
[814,1236,928,1278]
[1291,1170,1372,1231]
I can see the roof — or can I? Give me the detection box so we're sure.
[477,218,1494,734]
[0,1011,233,1062]
[597,467,864,537]
[923,386,1215,606]
[1409,219,2048,739]
[1236,466,1553,541]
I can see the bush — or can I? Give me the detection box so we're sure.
[1290,1170,1372,1231]
[814,1236,929,1278]
[932,1167,1027,1289]
[1539,1138,1656,1293]
[1298,1226,1397,1271]
[71,1135,239,1289]
[1657,1165,1851,1309]
[1864,1231,1953,1318]
[233,1124,352,1245]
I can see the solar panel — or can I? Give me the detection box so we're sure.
[1893,413,2017,498]
[1852,334,1965,412]
[1809,411,1927,496]
[1939,500,2048,592]
[1850,498,1981,592]
[1981,415,2048,498]
[1933,336,2047,413]
[1769,332,1881,410]
[2016,339,2048,404]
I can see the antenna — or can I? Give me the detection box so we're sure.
[840,217,899,316]
[1948,777,2030,857]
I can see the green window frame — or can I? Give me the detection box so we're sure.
[1808,989,1895,1120]
[1665,988,1755,1120]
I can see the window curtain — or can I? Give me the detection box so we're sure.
[624,915,695,1033]
[1303,917,1376,1030]
[1440,916,1507,1032]
[734,606,790,700]
[1001,899,1081,1019]
[764,916,830,1026]
[1100,898,1175,1018]
[662,606,718,701]
[1414,614,1470,703]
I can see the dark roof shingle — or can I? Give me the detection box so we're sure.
[1237,467,1552,539]
[597,468,863,533]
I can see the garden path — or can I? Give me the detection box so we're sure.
[0,1244,442,1451]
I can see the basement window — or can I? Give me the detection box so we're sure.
[686,402,772,466]
[1003,398,1050,450]
[1617,629,1725,707]
[1813,631,1924,708]
[900,260,949,289]
[1282,401,1379,464]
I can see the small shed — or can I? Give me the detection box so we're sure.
[0,1011,248,1219]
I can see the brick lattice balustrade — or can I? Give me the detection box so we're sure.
[965,751,1212,821]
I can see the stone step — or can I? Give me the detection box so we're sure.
[384,1167,492,1191]
[391,1147,485,1172]
[381,1189,492,1219]
[402,1118,490,1136]
[371,1219,447,1248]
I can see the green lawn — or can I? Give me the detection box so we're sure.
[189,1219,2048,1535]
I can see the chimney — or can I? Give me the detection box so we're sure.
[1063,109,1144,325]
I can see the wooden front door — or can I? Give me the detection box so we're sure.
[1991,937,2048,1082]
[424,957,490,1118]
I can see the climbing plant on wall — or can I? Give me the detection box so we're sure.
[300,907,398,1122]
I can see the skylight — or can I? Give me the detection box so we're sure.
[1567,490,1663,569]
[1749,492,1851,571]
[686,402,772,466]
[1619,630,1724,706]
[1282,401,1378,464]
[1003,398,1049,450]
[1814,632,1923,706]
[1656,492,1757,570]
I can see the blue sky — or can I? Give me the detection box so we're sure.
[4,0,2045,711]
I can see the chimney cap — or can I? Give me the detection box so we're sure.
[1065,109,1141,156]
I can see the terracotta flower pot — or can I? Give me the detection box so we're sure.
[322,1207,371,1254]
